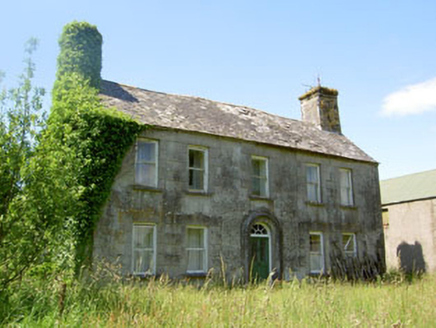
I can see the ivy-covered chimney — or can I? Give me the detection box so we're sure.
[299,86,341,134]
[56,21,103,89]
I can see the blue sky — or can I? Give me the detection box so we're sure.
[2,0,435,180]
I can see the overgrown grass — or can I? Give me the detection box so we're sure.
[2,271,436,327]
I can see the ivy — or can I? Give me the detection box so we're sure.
[50,22,143,269]
[56,21,103,90]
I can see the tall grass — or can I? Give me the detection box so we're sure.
[2,271,436,327]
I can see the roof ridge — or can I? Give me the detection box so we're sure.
[382,168,436,182]
[102,79,304,125]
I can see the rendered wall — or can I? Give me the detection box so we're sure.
[384,199,436,273]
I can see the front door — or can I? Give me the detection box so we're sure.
[249,223,270,281]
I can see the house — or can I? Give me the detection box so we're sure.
[93,80,385,281]
[381,169,436,273]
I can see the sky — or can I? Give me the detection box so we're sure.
[1,0,435,180]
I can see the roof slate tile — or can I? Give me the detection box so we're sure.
[100,80,376,163]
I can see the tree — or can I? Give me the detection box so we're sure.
[0,39,77,291]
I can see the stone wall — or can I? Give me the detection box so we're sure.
[93,128,384,280]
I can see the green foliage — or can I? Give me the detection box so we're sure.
[51,75,142,267]
[56,21,102,89]
[50,21,142,269]
[0,38,53,291]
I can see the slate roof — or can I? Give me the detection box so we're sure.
[100,80,376,163]
[380,169,436,205]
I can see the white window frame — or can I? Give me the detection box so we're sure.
[135,139,158,187]
[188,146,208,192]
[342,233,357,258]
[132,224,157,275]
[186,226,208,274]
[306,164,321,203]
[251,156,269,197]
[309,232,324,274]
[339,168,354,206]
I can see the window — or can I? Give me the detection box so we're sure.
[306,164,321,202]
[339,168,354,206]
[342,233,357,258]
[251,156,269,197]
[186,227,207,273]
[188,147,208,192]
[309,232,324,274]
[132,224,156,275]
[135,139,158,187]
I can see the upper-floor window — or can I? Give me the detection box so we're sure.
[135,139,158,187]
[339,168,354,206]
[251,156,269,197]
[186,227,207,273]
[309,232,324,274]
[132,224,156,275]
[306,164,321,203]
[188,147,208,192]
[342,233,357,258]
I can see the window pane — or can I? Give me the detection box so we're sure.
[251,158,267,196]
[340,170,349,187]
[188,228,204,248]
[133,250,153,273]
[340,169,353,206]
[307,166,318,183]
[189,149,204,169]
[187,250,203,271]
[310,233,323,272]
[134,226,154,248]
[343,234,355,254]
[136,163,156,186]
[137,142,156,162]
[189,169,204,190]
[310,234,321,252]
[136,141,157,187]
[310,254,322,272]
[252,177,261,195]
[306,165,320,202]
[307,184,318,202]
[252,159,261,176]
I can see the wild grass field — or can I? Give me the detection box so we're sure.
[2,271,435,327]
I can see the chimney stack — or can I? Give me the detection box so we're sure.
[299,86,341,134]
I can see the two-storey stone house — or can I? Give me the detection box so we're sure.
[94,81,384,280]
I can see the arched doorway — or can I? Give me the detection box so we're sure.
[241,209,283,282]
[249,223,271,280]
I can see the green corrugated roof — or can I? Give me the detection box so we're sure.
[380,169,436,205]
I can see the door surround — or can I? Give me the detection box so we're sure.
[241,208,283,282]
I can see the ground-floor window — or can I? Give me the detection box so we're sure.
[132,224,156,275]
[342,233,357,258]
[309,232,324,274]
[186,227,207,273]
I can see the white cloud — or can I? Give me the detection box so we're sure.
[381,77,436,116]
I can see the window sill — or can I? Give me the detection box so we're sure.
[185,272,208,278]
[185,190,212,197]
[249,195,272,201]
[306,201,324,207]
[131,272,156,279]
[308,271,326,277]
[340,205,357,210]
[132,185,163,193]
